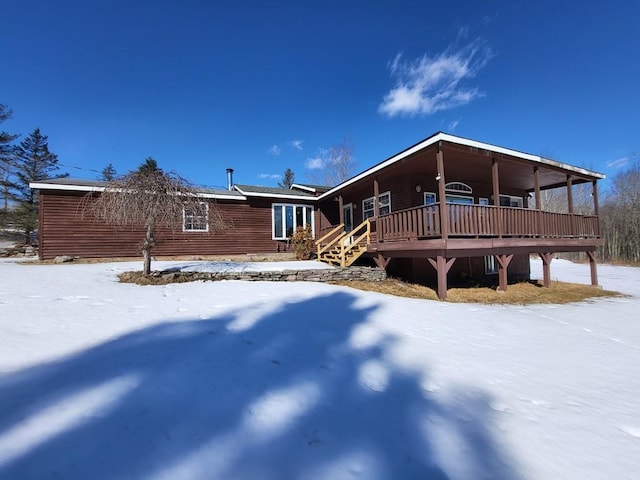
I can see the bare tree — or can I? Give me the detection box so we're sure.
[307,138,356,187]
[599,161,640,263]
[82,158,227,274]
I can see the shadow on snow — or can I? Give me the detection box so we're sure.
[0,291,522,479]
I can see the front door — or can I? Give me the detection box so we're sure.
[343,203,354,233]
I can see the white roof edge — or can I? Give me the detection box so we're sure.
[233,185,316,201]
[317,132,605,200]
[29,182,248,200]
[29,182,106,192]
[290,183,316,192]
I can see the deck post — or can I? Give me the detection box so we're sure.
[534,167,541,236]
[373,177,380,218]
[592,180,599,216]
[436,144,448,240]
[495,254,513,292]
[373,253,390,269]
[338,195,344,225]
[539,253,554,288]
[427,256,456,300]
[492,158,502,237]
[567,175,574,236]
[587,251,599,286]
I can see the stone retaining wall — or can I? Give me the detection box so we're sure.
[155,266,386,283]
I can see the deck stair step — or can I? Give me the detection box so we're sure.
[315,219,371,267]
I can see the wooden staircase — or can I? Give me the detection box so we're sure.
[316,219,371,267]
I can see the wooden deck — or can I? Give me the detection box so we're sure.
[377,204,600,243]
[363,204,602,299]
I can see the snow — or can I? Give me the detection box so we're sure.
[0,257,639,479]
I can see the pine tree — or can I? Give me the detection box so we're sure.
[12,128,67,243]
[278,168,295,189]
[0,104,19,217]
[100,163,117,181]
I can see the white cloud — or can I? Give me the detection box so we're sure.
[606,157,629,169]
[267,145,281,156]
[290,139,303,151]
[305,157,324,170]
[448,118,461,131]
[379,39,493,117]
[258,173,281,179]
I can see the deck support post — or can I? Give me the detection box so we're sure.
[567,175,574,236]
[338,195,344,225]
[373,253,391,269]
[427,256,456,300]
[436,144,448,240]
[534,167,541,236]
[539,253,554,288]
[587,251,599,286]
[492,158,502,237]
[373,177,380,218]
[495,254,513,292]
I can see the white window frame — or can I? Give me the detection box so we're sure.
[445,194,474,205]
[183,202,209,232]
[362,191,391,220]
[424,192,437,205]
[484,255,498,275]
[272,203,315,240]
[445,182,473,194]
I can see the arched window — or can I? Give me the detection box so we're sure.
[445,182,472,194]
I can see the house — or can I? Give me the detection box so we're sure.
[30,132,604,299]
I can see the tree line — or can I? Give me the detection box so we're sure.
[0,104,67,243]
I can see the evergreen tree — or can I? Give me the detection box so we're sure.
[100,163,117,181]
[12,128,67,243]
[278,168,295,189]
[0,104,19,217]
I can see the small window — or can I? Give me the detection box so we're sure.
[484,255,498,275]
[479,197,489,206]
[424,192,437,205]
[363,191,391,219]
[445,182,472,194]
[272,203,314,240]
[183,203,209,232]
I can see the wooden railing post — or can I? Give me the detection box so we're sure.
[437,146,448,240]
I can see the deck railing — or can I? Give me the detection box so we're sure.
[378,204,600,241]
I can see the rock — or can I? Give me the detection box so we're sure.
[53,255,74,264]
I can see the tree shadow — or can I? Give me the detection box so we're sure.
[0,291,522,479]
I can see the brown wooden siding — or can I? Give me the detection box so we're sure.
[38,191,316,259]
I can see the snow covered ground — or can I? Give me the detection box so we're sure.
[0,257,638,480]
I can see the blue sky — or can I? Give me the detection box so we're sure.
[2,1,638,190]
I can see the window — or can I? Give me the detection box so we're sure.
[484,255,498,274]
[362,191,391,220]
[479,197,489,206]
[424,192,437,205]
[499,195,523,207]
[445,182,472,194]
[445,195,474,205]
[183,203,209,232]
[272,204,314,240]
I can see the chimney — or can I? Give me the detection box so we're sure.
[226,168,234,191]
